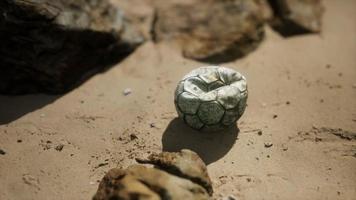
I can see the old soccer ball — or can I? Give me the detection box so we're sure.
[174,66,248,131]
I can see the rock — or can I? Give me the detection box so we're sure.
[93,165,211,200]
[55,144,64,151]
[222,194,238,200]
[0,148,6,155]
[267,0,324,36]
[93,168,160,200]
[93,150,212,200]
[123,88,132,96]
[264,142,273,148]
[136,149,213,195]
[152,0,266,62]
[0,0,144,94]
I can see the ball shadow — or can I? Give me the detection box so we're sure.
[161,118,239,165]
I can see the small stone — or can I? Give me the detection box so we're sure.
[17,139,22,143]
[40,113,46,118]
[286,101,290,105]
[273,114,278,119]
[222,194,238,200]
[96,163,109,168]
[130,134,138,140]
[0,148,6,155]
[257,130,263,136]
[352,84,356,89]
[123,88,132,96]
[264,142,273,148]
[55,144,64,152]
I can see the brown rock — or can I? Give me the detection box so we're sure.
[152,0,266,62]
[93,150,213,200]
[93,165,211,200]
[0,0,144,94]
[136,149,213,195]
[93,168,160,200]
[268,0,324,36]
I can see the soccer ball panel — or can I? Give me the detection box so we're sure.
[177,92,201,114]
[198,71,219,84]
[184,115,204,130]
[218,67,242,84]
[198,101,225,125]
[182,66,219,80]
[183,77,208,96]
[199,90,217,102]
[208,80,225,91]
[174,81,185,102]
[217,86,240,110]
[222,110,239,126]
[231,80,247,93]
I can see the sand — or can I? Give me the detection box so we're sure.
[0,0,356,199]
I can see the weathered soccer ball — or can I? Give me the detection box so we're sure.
[174,66,248,131]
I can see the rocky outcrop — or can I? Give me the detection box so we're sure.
[152,0,267,63]
[93,150,212,200]
[0,0,144,94]
[268,0,324,36]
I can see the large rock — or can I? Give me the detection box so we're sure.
[267,0,324,36]
[93,150,212,200]
[152,0,267,63]
[0,0,144,94]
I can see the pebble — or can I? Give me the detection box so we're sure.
[222,195,238,200]
[352,84,356,89]
[264,142,273,148]
[123,88,132,96]
[55,144,64,152]
[0,148,6,155]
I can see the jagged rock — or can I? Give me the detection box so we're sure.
[93,150,212,200]
[0,0,144,94]
[136,149,213,195]
[267,0,324,36]
[93,165,211,200]
[152,0,266,63]
[93,168,160,200]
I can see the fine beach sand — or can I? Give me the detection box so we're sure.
[0,0,355,199]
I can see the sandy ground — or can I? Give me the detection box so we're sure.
[1,0,356,199]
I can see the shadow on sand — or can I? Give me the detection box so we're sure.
[0,95,60,125]
[162,118,239,165]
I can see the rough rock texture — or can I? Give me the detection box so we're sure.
[93,168,160,200]
[93,150,212,200]
[152,0,266,63]
[136,149,213,195]
[268,0,324,36]
[0,0,144,94]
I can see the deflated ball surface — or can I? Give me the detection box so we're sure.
[174,66,248,131]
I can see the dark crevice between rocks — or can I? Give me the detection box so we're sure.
[137,180,172,200]
[136,158,213,196]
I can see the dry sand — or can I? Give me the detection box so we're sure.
[1,0,356,199]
